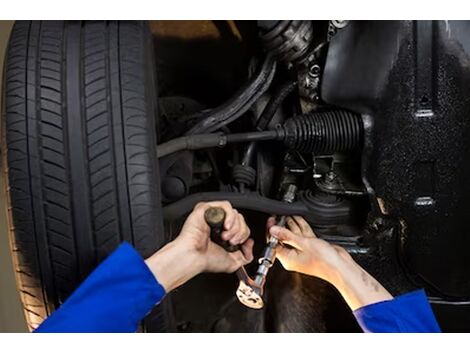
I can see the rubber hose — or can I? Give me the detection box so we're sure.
[162,191,354,225]
[256,80,297,131]
[187,56,277,135]
[163,192,308,220]
[242,79,297,165]
[206,59,277,133]
[157,130,279,158]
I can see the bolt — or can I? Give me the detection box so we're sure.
[309,64,321,77]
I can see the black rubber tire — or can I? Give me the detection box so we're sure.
[2,21,171,331]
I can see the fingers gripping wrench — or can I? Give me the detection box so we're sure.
[236,184,297,309]
[204,207,264,309]
[204,184,297,310]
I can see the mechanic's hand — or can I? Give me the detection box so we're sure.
[267,216,349,284]
[146,201,253,293]
[176,201,254,273]
[268,216,393,310]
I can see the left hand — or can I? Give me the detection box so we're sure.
[176,201,254,273]
[145,201,253,292]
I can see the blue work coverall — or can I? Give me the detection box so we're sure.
[35,243,441,333]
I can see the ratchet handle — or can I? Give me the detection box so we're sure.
[204,207,240,252]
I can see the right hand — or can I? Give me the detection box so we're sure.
[267,216,351,285]
[268,216,393,311]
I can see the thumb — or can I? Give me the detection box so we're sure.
[269,225,304,250]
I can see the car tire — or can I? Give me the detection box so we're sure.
[2,20,171,331]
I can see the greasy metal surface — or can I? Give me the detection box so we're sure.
[323,20,470,330]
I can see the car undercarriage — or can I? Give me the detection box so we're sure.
[3,20,470,332]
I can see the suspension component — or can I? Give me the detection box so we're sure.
[281,110,363,154]
[232,164,256,190]
[157,110,363,158]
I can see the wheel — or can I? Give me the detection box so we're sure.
[2,20,171,331]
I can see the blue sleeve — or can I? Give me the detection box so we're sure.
[353,289,441,333]
[34,242,166,333]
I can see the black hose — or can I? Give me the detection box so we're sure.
[162,191,355,226]
[186,56,277,135]
[157,130,280,158]
[256,80,297,131]
[163,192,308,220]
[242,80,297,165]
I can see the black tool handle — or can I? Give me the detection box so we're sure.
[204,207,240,252]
